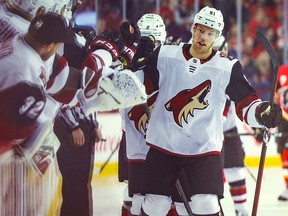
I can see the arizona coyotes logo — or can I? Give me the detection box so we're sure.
[128,92,158,134]
[165,80,211,127]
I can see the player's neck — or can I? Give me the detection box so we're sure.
[24,34,44,57]
[189,44,213,60]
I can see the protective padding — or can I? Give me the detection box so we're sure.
[189,194,220,215]
[142,194,172,216]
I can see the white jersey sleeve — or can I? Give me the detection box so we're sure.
[0,4,29,42]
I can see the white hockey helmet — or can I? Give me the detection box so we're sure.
[52,0,79,20]
[137,13,167,44]
[193,6,224,36]
[6,0,77,20]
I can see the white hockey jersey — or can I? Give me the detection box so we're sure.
[223,99,237,132]
[144,44,262,156]
[0,35,46,141]
[121,70,158,161]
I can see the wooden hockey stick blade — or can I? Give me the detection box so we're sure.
[256,30,280,105]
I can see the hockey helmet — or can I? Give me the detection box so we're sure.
[137,13,167,44]
[52,0,83,20]
[193,6,224,37]
[6,0,79,20]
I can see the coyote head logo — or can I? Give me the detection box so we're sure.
[128,92,158,134]
[165,80,211,127]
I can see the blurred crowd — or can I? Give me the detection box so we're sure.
[76,0,285,100]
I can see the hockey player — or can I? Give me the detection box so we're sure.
[0,12,76,215]
[0,1,146,215]
[0,0,146,158]
[120,13,191,216]
[275,64,288,201]
[54,7,144,216]
[119,13,164,216]
[0,12,75,150]
[0,0,86,150]
[118,13,158,215]
[139,6,282,216]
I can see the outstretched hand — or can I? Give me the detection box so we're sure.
[129,36,155,71]
[119,21,141,67]
[90,29,124,61]
[255,102,282,128]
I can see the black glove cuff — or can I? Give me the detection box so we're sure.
[255,102,282,128]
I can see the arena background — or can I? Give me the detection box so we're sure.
[1,0,288,215]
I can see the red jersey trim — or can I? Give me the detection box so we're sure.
[146,142,221,157]
[127,159,146,163]
[235,94,260,123]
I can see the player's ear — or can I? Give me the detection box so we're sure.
[35,6,46,17]
[46,42,56,52]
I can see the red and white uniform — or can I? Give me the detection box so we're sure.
[0,4,63,123]
[0,35,46,142]
[0,5,106,145]
[144,44,262,156]
[0,3,112,122]
[121,71,157,161]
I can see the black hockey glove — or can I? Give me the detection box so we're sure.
[252,127,265,142]
[90,29,124,61]
[255,102,282,128]
[120,20,141,47]
[119,21,141,67]
[129,36,155,71]
[73,24,96,47]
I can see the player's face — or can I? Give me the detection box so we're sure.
[191,24,218,56]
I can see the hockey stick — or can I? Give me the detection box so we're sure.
[255,32,280,106]
[175,178,194,216]
[176,178,227,216]
[224,132,288,138]
[94,139,120,175]
[98,86,121,105]
[251,30,280,216]
[245,165,257,182]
